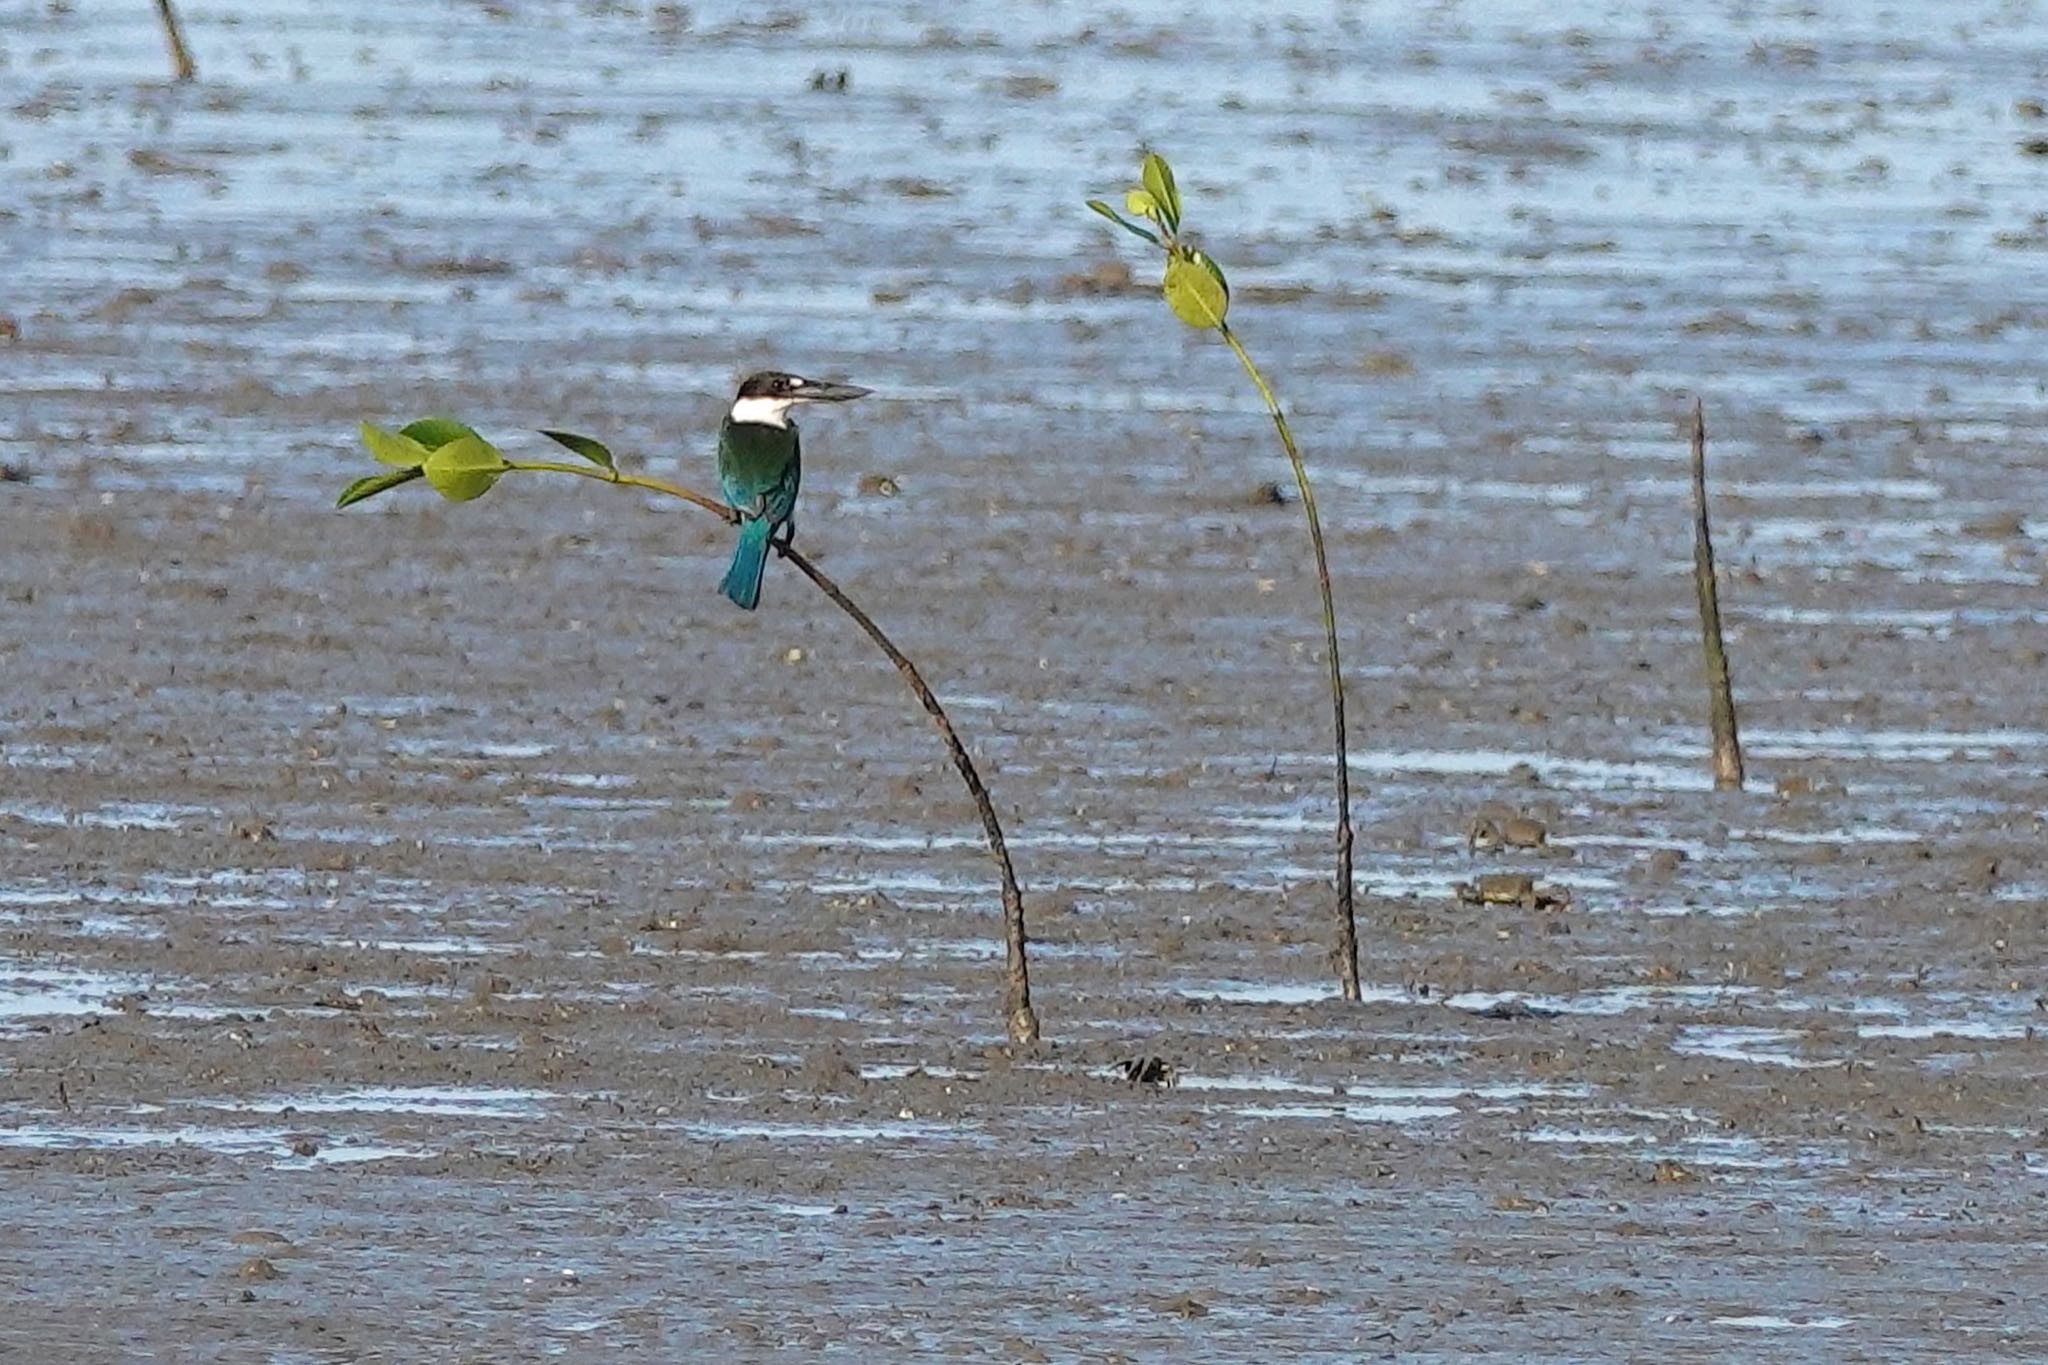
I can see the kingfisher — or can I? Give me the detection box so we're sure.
[716,370,872,610]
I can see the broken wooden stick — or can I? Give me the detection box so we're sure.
[1690,399,1745,790]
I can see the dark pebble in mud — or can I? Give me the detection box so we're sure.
[1466,999,1562,1021]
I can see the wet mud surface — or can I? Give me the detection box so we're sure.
[5,0,2048,1358]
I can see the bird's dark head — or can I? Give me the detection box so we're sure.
[729,371,872,428]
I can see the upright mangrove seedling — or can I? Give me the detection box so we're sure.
[1088,153,1362,1002]
[339,416,1041,1043]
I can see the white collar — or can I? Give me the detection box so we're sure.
[728,396,796,428]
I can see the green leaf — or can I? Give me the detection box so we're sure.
[399,417,482,451]
[337,466,425,509]
[1164,249,1229,330]
[1141,153,1182,232]
[361,422,431,469]
[1125,188,1160,221]
[538,429,616,471]
[1085,198,1161,245]
[422,434,509,502]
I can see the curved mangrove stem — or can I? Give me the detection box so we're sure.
[776,548,1038,1043]
[1214,325,1361,1002]
[502,458,1041,1042]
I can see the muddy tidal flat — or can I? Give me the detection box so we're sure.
[5,0,2048,1358]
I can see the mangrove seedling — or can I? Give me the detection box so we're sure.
[1088,152,1362,1002]
[339,411,1042,1043]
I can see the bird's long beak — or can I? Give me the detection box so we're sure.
[795,380,872,403]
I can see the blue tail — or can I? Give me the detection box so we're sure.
[720,516,773,610]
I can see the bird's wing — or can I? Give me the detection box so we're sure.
[718,418,799,520]
[764,428,802,525]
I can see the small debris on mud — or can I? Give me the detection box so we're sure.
[1961,511,2028,539]
[1120,1056,1177,1087]
[1774,772,1841,798]
[1468,813,1549,852]
[407,254,515,278]
[1462,998,1562,1021]
[1454,874,1570,912]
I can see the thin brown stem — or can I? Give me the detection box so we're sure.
[501,456,1040,1041]
[777,546,1037,1043]
[1218,323,1360,1002]
[1690,400,1745,790]
[154,0,197,81]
